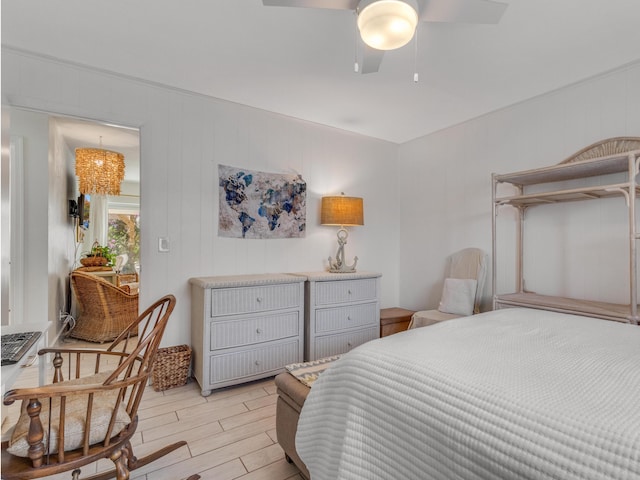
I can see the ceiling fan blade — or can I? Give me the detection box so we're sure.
[262,0,358,10]
[360,45,385,74]
[418,0,507,24]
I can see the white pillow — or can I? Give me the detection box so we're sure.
[438,278,477,316]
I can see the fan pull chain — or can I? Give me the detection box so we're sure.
[413,25,419,83]
[354,12,359,73]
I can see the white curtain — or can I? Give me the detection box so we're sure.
[82,194,108,252]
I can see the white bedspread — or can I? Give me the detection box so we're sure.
[296,308,640,480]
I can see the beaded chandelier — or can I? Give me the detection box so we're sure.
[75,137,125,196]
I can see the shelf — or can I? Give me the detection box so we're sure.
[495,293,637,324]
[495,183,639,207]
[494,150,639,187]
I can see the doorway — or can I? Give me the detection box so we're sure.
[54,116,141,277]
[1,110,140,342]
[53,116,141,329]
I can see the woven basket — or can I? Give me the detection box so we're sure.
[152,345,192,392]
[80,256,108,267]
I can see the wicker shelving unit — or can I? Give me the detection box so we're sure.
[492,137,640,325]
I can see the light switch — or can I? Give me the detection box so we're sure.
[158,237,170,252]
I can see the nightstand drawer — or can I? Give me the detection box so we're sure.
[314,327,378,359]
[315,278,377,305]
[210,283,301,317]
[210,312,300,349]
[209,339,300,384]
[315,302,378,334]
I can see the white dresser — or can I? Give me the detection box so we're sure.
[190,274,305,396]
[300,271,381,361]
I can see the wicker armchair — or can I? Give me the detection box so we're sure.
[70,271,139,343]
[115,273,138,288]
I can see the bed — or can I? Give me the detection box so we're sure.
[294,308,640,480]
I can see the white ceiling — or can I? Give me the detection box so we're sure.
[2,0,640,145]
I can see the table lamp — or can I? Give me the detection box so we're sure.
[321,194,364,273]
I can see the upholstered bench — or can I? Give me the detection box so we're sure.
[275,355,339,479]
[275,372,311,479]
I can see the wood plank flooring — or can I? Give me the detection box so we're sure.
[1,337,303,480]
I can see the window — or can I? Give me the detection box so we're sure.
[108,203,139,275]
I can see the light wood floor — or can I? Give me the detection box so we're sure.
[1,337,303,480]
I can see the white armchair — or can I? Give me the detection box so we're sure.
[408,248,488,329]
[114,253,128,273]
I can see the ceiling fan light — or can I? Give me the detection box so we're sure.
[357,0,418,51]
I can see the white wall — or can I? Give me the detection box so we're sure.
[4,110,77,342]
[398,61,640,312]
[5,48,637,346]
[1,48,401,347]
[8,110,50,331]
[49,121,77,333]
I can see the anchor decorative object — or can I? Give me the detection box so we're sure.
[328,226,358,272]
[321,194,364,273]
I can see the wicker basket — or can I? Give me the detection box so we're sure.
[80,256,108,267]
[152,345,192,392]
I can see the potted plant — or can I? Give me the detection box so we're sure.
[80,241,116,267]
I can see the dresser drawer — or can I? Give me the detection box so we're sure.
[315,302,378,334]
[210,312,300,350]
[210,283,301,317]
[209,340,300,384]
[314,278,377,306]
[314,327,378,359]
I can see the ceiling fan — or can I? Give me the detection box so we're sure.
[263,0,508,74]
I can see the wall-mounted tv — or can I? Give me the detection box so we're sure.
[77,194,91,230]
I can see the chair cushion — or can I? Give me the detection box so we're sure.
[408,309,461,328]
[7,372,131,457]
[438,278,477,316]
[119,282,139,294]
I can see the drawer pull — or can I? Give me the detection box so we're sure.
[347,315,352,321]
[256,297,262,303]
[348,290,352,295]
[256,328,262,334]
[347,342,352,348]
[255,360,261,366]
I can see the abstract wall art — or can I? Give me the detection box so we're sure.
[218,164,307,239]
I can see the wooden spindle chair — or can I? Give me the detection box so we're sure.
[1,294,191,480]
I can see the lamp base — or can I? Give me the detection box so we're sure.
[328,228,358,273]
[328,256,359,273]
